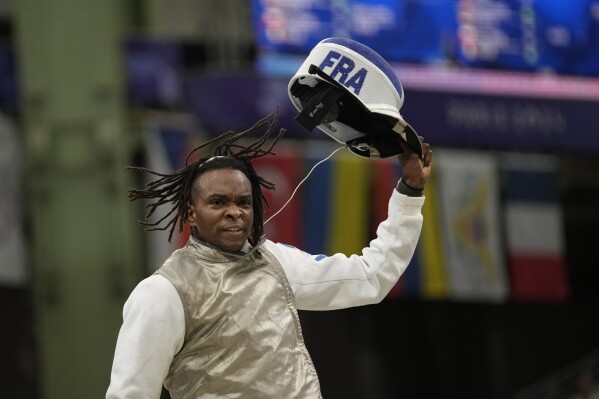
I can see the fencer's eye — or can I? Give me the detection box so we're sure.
[239,199,252,208]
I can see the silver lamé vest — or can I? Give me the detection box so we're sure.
[156,238,322,399]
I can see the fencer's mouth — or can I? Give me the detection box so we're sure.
[221,225,245,233]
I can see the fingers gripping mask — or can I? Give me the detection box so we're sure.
[288,37,423,159]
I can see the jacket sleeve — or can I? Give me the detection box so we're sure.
[106,275,185,399]
[265,189,424,310]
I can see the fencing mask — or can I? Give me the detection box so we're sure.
[288,37,423,159]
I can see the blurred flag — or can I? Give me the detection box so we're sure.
[501,154,569,302]
[435,150,508,302]
[420,168,450,300]
[302,142,335,254]
[370,159,400,237]
[142,112,199,270]
[328,151,370,256]
[253,145,304,248]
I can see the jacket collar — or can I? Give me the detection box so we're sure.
[186,235,267,262]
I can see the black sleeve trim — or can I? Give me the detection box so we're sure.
[395,178,424,197]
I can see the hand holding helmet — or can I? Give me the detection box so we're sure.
[398,136,433,191]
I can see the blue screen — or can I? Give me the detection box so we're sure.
[252,0,599,77]
[252,0,456,64]
[454,0,598,76]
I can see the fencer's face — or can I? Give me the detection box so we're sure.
[187,168,254,252]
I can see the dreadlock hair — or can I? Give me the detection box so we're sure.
[127,107,285,246]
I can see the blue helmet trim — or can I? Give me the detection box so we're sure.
[320,37,404,99]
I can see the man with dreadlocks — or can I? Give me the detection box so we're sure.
[106,107,433,399]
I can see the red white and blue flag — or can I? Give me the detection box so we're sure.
[501,154,569,302]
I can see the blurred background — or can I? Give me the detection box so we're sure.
[1,0,598,398]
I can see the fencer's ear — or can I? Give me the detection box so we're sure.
[186,203,197,226]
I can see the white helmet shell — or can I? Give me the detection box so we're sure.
[288,37,422,158]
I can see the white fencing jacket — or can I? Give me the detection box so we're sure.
[106,189,424,398]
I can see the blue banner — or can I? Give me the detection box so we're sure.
[181,72,599,155]
[402,90,599,155]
